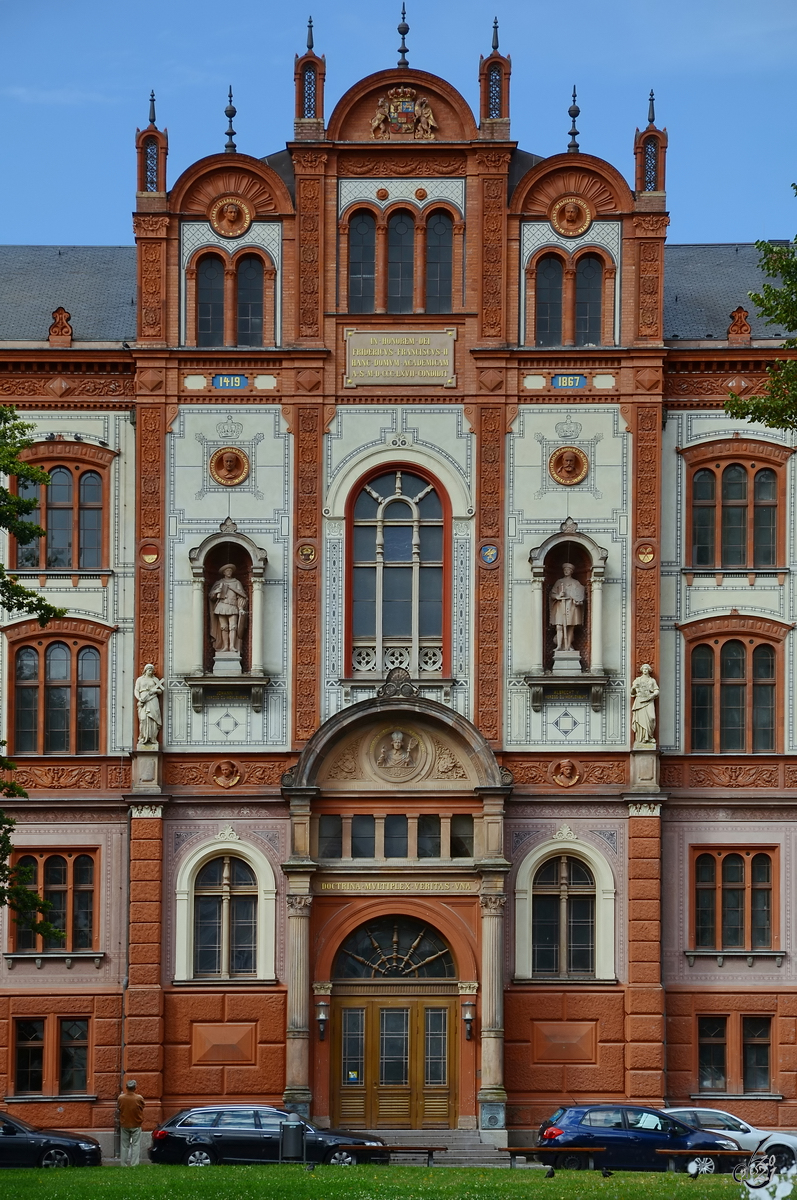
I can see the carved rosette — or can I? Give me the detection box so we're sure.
[294,406,321,742]
[476,407,503,743]
[134,214,169,342]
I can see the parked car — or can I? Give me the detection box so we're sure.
[664,1106,797,1171]
[148,1105,388,1167]
[0,1112,102,1168]
[537,1104,742,1173]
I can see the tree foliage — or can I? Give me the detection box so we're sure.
[726,185,797,429]
[0,406,66,939]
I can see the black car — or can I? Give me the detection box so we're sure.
[537,1104,742,1173]
[149,1105,388,1167]
[0,1112,102,1168]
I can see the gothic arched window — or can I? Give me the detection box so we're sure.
[532,855,595,978]
[348,212,376,314]
[535,255,563,346]
[350,469,446,678]
[236,255,263,346]
[193,855,257,978]
[575,254,602,346]
[197,255,225,346]
[387,212,414,313]
[425,211,453,313]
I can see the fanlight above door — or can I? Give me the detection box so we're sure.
[333,917,456,979]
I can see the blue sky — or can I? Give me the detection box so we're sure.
[1,0,795,246]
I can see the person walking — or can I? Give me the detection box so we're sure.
[117,1079,145,1166]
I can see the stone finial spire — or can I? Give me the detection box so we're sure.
[397,4,409,67]
[567,86,580,153]
[647,89,656,127]
[492,16,499,51]
[224,86,237,153]
[307,15,314,51]
[148,90,157,128]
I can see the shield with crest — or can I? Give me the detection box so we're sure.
[387,87,417,135]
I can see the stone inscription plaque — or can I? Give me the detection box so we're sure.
[344,328,457,388]
[317,879,475,893]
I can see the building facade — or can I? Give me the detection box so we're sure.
[0,29,795,1144]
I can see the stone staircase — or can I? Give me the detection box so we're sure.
[363,1128,539,1168]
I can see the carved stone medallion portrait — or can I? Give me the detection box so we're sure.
[549,445,589,486]
[209,195,253,238]
[549,195,593,238]
[213,759,241,789]
[552,759,581,788]
[370,726,427,781]
[209,446,250,487]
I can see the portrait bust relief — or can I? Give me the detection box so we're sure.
[209,446,250,487]
[208,194,253,238]
[549,195,593,238]
[549,445,589,486]
[370,726,427,781]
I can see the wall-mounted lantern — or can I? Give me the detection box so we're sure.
[461,997,476,1041]
[315,997,330,1041]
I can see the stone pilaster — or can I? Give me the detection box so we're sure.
[478,892,507,1142]
[283,891,313,1115]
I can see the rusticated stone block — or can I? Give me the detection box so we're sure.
[91,1101,118,1125]
[225,991,286,1036]
[628,900,659,921]
[125,989,163,1017]
[509,992,565,1022]
[626,1015,663,1042]
[130,902,161,923]
[130,859,162,880]
[566,992,624,1041]
[94,1018,122,1045]
[629,920,661,941]
[130,842,161,860]
[94,995,122,1019]
[666,1071,691,1099]
[505,1051,535,1091]
[118,1069,162,1100]
[128,943,161,964]
[125,1044,163,1073]
[162,1044,222,1094]
[130,881,162,903]
[566,1057,624,1092]
[778,1102,797,1125]
[778,1045,797,1072]
[629,837,660,859]
[731,1100,778,1125]
[629,962,660,983]
[666,1015,692,1043]
[779,995,797,1017]
[628,817,660,838]
[628,858,660,878]
[164,992,225,1042]
[224,1044,285,1093]
[125,1015,163,1044]
[629,879,659,899]
[528,1064,565,1092]
[666,1043,693,1073]
[94,1045,121,1073]
[11,994,91,1015]
[130,818,164,840]
[664,993,692,1016]
[780,1017,797,1044]
[0,997,9,1017]
[128,964,161,986]
[129,921,161,943]
[625,988,664,1015]
[626,1042,664,1070]
[628,941,659,962]
[626,1069,663,1097]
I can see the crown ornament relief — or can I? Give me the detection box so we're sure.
[555,414,583,440]
[216,415,244,439]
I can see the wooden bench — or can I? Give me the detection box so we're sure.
[533,1146,608,1172]
[335,1144,448,1168]
[655,1148,746,1173]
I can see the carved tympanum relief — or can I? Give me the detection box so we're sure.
[317,722,475,789]
[371,88,438,141]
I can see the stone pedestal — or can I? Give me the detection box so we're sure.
[552,649,582,674]
[132,746,161,794]
[213,650,242,677]
[630,748,659,792]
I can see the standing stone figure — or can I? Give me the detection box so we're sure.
[134,664,165,747]
[631,663,660,747]
[549,563,585,652]
[209,564,248,655]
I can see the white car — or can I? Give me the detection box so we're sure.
[665,1107,797,1171]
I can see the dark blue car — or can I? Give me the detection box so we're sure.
[537,1105,742,1173]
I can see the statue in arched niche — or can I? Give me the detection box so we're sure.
[209,563,248,673]
[549,562,585,672]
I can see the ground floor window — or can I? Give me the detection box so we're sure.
[14,1016,91,1096]
[696,1013,771,1095]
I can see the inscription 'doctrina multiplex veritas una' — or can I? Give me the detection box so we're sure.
[344,328,457,387]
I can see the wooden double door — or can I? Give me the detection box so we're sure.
[331,997,457,1129]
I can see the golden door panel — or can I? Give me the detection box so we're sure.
[332,998,456,1129]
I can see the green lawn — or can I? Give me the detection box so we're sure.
[0,1165,747,1200]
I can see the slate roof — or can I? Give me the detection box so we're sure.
[664,243,787,341]
[0,246,137,343]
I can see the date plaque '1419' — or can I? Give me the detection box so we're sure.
[344,329,457,388]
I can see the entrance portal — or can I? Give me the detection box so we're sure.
[329,918,458,1129]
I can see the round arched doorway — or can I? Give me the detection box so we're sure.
[330,916,458,1129]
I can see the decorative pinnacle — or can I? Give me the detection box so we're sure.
[397,4,409,67]
[148,90,157,127]
[567,85,580,153]
[224,86,237,153]
[492,16,499,52]
[307,15,314,51]
[647,88,656,126]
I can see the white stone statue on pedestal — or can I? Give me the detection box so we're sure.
[631,663,659,747]
[209,564,248,676]
[549,563,585,673]
[134,664,165,747]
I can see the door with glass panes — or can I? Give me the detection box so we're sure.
[332,997,456,1128]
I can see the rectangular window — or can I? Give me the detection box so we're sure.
[424,1008,447,1086]
[15,1020,45,1094]
[351,815,375,858]
[450,814,474,858]
[342,1008,365,1086]
[384,814,408,858]
[691,847,776,951]
[318,815,343,859]
[379,1008,409,1085]
[697,1016,726,1091]
[743,1017,771,1092]
[59,1019,89,1093]
[417,815,440,858]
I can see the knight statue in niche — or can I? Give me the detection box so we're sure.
[209,563,248,672]
[549,562,585,671]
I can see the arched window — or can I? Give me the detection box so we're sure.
[348,212,376,314]
[197,255,225,346]
[333,917,455,979]
[302,63,317,119]
[46,468,73,568]
[575,254,602,345]
[14,638,103,755]
[689,638,777,753]
[425,212,453,313]
[693,849,773,950]
[387,212,414,314]
[193,855,257,978]
[350,469,445,677]
[79,472,102,568]
[688,456,782,569]
[143,136,159,192]
[643,136,658,191]
[236,255,263,346]
[535,255,563,346]
[11,850,97,953]
[532,855,595,978]
[13,455,109,572]
[488,63,502,118]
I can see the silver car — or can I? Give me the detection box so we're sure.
[664,1107,797,1171]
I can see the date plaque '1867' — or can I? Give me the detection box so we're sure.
[344,328,457,387]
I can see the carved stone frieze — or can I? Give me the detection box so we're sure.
[339,154,466,176]
[7,761,131,791]
[475,407,503,742]
[0,376,133,399]
[297,178,322,339]
[480,179,505,339]
[678,438,793,467]
[163,759,290,787]
[689,764,780,788]
[326,742,361,781]
[502,758,626,787]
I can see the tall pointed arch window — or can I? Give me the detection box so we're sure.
[197,255,225,346]
[575,254,602,345]
[350,470,445,677]
[387,212,414,313]
[348,212,376,314]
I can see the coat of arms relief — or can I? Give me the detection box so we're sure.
[371,87,438,140]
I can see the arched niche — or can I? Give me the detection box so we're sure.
[529,519,608,675]
[188,529,268,677]
[170,153,294,217]
[327,68,478,143]
[509,153,634,217]
[324,445,472,521]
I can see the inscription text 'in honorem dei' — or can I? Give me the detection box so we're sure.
[344,328,457,387]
